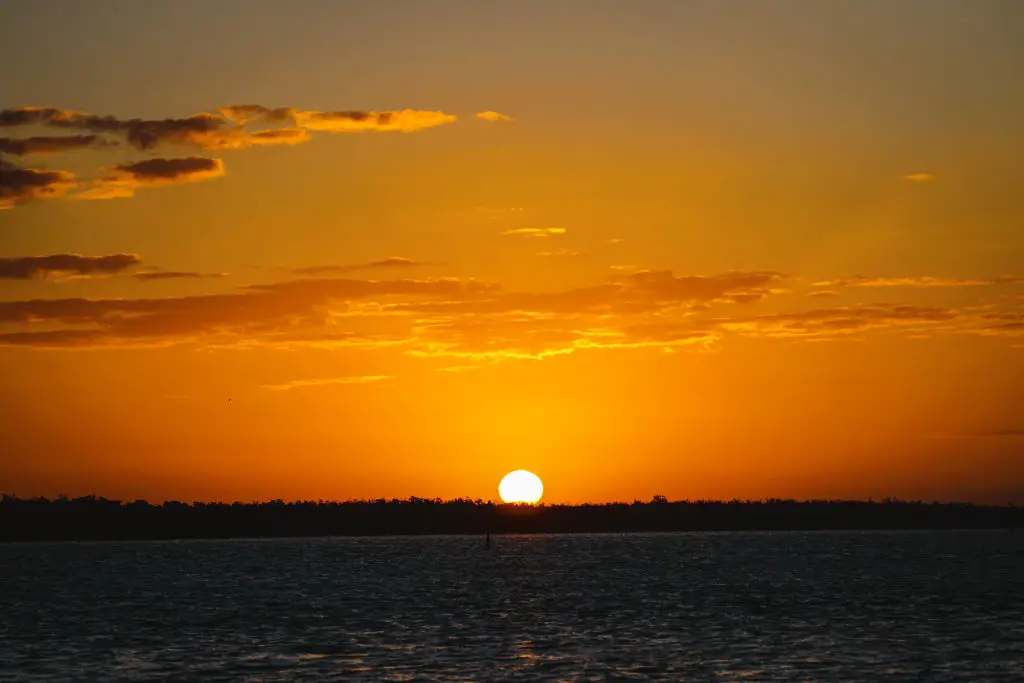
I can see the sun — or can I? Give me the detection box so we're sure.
[499,470,544,504]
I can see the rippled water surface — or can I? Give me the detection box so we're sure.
[2,532,1023,681]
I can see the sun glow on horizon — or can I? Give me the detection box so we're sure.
[498,470,544,504]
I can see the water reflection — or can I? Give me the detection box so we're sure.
[1,532,1022,681]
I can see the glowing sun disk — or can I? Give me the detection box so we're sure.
[499,470,544,504]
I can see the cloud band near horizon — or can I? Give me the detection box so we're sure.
[0,268,1018,357]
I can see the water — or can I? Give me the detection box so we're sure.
[1,531,1022,681]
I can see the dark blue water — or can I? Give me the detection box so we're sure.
[2,531,1022,681]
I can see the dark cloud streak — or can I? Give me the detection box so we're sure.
[0,160,76,209]
[292,257,430,276]
[0,135,114,156]
[0,253,140,280]
[74,157,225,200]
[0,104,457,152]
[133,271,224,282]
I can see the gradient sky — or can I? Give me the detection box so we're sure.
[2,0,1022,504]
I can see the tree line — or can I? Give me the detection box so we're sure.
[1,494,1021,542]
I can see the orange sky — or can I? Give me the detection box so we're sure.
[1,1,1022,504]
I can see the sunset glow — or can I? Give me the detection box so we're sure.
[1,2,1022,505]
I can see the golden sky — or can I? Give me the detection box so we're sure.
[1,1,1022,504]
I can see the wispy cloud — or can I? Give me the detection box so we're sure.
[391,270,787,318]
[475,111,514,122]
[0,265,1018,361]
[815,275,1022,288]
[501,228,566,238]
[181,127,311,150]
[536,249,581,257]
[0,135,115,156]
[816,276,986,288]
[717,304,958,338]
[903,173,935,182]
[262,375,390,391]
[434,365,484,373]
[0,160,76,210]
[292,257,430,276]
[75,157,225,200]
[965,311,1024,339]
[133,271,225,282]
[0,103,472,208]
[217,105,456,134]
[0,253,140,280]
[0,276,486,348]
[296,109,457,133]
[807,290,840,298]
[1,105,457,149]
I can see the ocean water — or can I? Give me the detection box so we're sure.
[1,531,1022,682]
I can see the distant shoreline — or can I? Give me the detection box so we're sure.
[1,527,1018,546]
[2,496,1020,543]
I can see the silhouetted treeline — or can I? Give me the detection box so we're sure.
[2,494,1022,542]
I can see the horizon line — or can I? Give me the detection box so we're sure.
[3,494,1021,508]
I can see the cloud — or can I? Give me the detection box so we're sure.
[121,114,222,151]
[0,276,488,347]
[808,290,840,298]
[501,228,566,238]
[717,304,958,338]
[3,267,1015,359]
[434,365,484,373]
[243,276,488,300]
[0,160,76,210]
[220,106,458,133]
[615,270,787,304]
[262,375,390,391]
[70,185,136,201]
[392,270,787,317]
[536,250,581,257]
[292,257,429,276]
[75,157,225,200]
[814,276,989,288]
[406,317,719,361]
[607,238,625,245]
[903,173,935,182]
[816,275,1024,289]
[0,135,114,156]
[475,111,514,122]
[0,107,222,151]
[0,108,301,152]
[3,105,461,143]
[217,105,294,124]
[964,311,1024,339]
[133,271,225,282]
[175,127,311,151]
[0,269,767,354]
[0,106,85,127]
[1,104,459,157]
[108,157,225,184]
[291,109,456,133]
[0,329,109,348]
[0,253,140,280]
[0,104,472,208]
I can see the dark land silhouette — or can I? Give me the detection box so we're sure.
[2,494,1022,542]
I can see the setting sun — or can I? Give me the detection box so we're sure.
[499,470,544,504]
